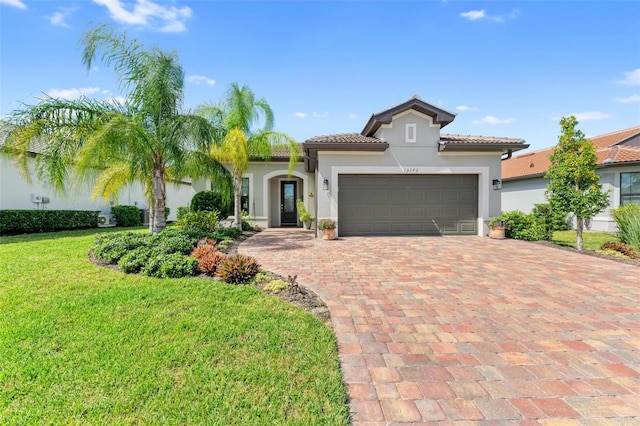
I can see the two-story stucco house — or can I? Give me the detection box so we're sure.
[501,126,640,232]
[241,96,529,237]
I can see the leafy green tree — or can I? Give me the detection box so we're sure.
[2,25,228,234]
[545,116,609,250]
[197,83,299,229]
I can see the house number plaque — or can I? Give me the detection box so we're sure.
[402,167,419,173]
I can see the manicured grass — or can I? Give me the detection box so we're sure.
[551,230,619,251]
[0,229,348,425]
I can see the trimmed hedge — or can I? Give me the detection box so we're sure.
[112,205,142,227]
[0,210,99,235]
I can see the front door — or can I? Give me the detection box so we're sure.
[280,181,298,226]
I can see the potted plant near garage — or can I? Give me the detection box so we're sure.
[318,219,336,240]
[296,200,314,229]
[488,215,506,239]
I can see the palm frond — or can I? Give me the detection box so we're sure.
[90,163,131,201]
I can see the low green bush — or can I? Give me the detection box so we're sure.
[217,226,242,240]
[93,232,148,264]
[176,206,189,221]
[531,203,568,241]
[501,210,544,241]
[263,279,290,294]
[112,205,142,227]
[612,204,640,250]
[141,253,197,278]
[159,253,198,278]
[0,210,99,235]
[216,254,260,284]
[118,246,153,274]
[176,210,220,235]
[148,229,198,255]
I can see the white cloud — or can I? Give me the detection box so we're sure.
[93,0,192,33]
[571,111,612,121]
[460,10,485,20]
[461,8,519,23]
[47,87,102,100]
[347,113,358,119]
[456,105,479,112]
[0,0,27,9]
[615,94,640,103]
[187,75,215,86]
[617,68,640,86]
[472,115,515,124]
[294,111,328,119]
[105,96,127,106]
[46,8,76,28]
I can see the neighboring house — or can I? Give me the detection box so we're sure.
[502,126,640,232]
[241,95,529,237]
[0,151,200,223]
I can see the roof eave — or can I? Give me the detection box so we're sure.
[361,99,456,136]
[438,143,530,153]
[302,142,389,152]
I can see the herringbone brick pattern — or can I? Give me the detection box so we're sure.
[240,229,640,424]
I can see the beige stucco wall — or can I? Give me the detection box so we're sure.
[240,161,315,229]
[315,111,504,237]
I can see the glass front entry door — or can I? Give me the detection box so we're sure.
[280,181,297,226]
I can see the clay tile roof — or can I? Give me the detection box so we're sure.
[590,126,640,148]
[304,133,384,144]
[267,143,304,159]
[440,134,526,145]
[502,126,640,180]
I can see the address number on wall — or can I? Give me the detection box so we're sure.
[402,168,419,173]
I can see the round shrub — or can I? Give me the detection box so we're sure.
[190,190,232,217]
[216,254,260,284]
[176,211,220,235]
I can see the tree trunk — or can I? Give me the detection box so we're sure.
[150,163,167,235]
[233,171,242,230]
[576,216,584,251]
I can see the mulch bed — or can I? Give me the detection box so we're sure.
[89,230,332,325]
[534,240,640,267]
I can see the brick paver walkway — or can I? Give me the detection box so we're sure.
[239,228,640,424]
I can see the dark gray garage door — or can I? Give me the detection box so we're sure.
[338,174,478,236]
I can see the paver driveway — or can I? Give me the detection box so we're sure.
[240,229,640,424]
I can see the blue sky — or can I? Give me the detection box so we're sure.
[1,0,638,151]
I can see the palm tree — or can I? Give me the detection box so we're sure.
[2,25,228,234]
[197,83,299,229]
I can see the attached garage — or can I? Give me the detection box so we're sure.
[338,174,478,236]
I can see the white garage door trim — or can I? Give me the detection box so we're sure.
[328,166,490,237]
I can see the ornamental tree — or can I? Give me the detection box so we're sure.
[545,116,609,250]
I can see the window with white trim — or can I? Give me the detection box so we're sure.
[405,123,417,143]
[241,177,250,213]
[621,172,640,206]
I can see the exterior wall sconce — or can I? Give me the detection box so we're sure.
[492,179,502,190]
[323,179,329,190]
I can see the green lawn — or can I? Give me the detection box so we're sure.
[0,228,349,425]
[551,230,619,251]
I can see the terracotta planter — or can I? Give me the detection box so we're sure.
[489,226,505,239]
[322,229,336,240]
